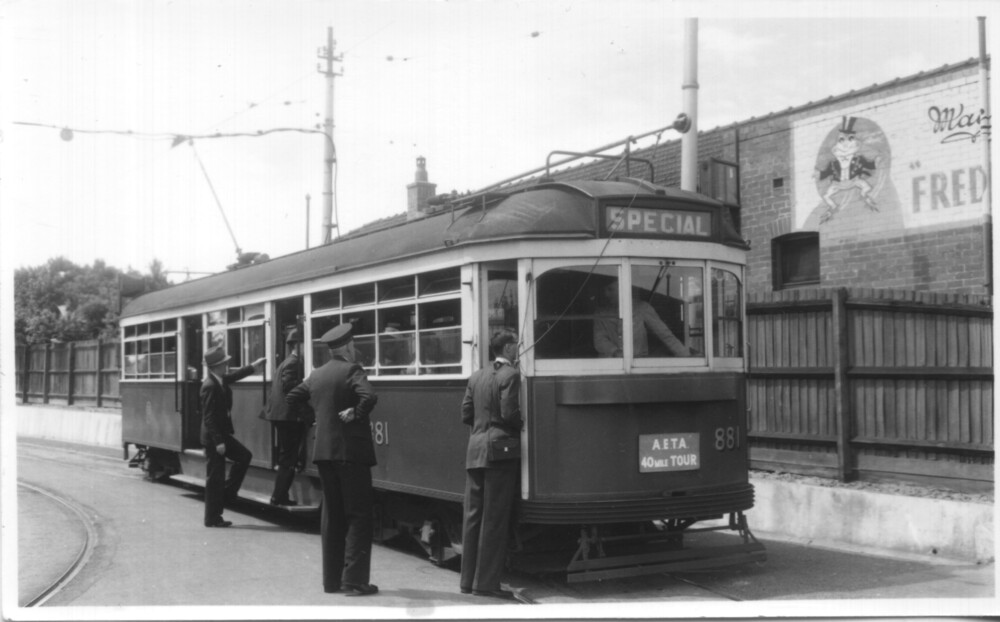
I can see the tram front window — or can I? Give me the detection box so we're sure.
[712,268,743,358]
[534,265,618,360]
[629,264,702,358]
[534,263,703,360]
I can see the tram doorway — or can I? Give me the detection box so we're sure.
[180,315,203,450]
[265,297,306,469]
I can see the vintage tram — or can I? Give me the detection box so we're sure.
[119,170,765,581]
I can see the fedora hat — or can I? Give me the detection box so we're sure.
[286,328,302,343]
[203,345,231,367]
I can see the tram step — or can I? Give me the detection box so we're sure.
[167,474,319,514]
[565,541,767,583]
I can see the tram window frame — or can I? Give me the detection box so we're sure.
[312,288,341,312]
[628,260,707,369]
[531,262,622,370]
[306,267,463,377]
[206,304,266,373]
[710,265,744,361]
[121,319,179,380]
[530,258,719,374]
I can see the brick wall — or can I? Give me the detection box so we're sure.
[519,60,988,296]
[734,60,989,295]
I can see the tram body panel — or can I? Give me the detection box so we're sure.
[369,380,468,502]
[121,382,182,451]
[523,373,752,524]
[229,383,277,471]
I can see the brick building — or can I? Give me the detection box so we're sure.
[390,58,990,297]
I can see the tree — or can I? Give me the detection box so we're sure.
[14,257,174,344]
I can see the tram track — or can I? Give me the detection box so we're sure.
[17,481,99,607]
[668,574,744,601]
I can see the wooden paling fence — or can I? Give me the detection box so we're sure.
[15,339,121,407]
[747,288,993,492]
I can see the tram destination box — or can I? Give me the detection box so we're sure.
[638,433,700,473]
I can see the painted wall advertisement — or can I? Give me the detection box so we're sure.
[792,76,988,238]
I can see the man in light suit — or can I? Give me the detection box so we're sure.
[261,328,313,506]
[459,328,522,600]
[200,345,265,528]
[286,324,379,596]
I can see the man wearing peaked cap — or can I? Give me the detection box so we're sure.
[200,344,266,528]
[286,323,380,596]
[261,327,313,507]
[318,323,354,348]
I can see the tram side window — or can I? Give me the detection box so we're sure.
[207,304,265,371]
[534,265,618,360]
[630,265,703,357]
[308,268,462,375]
[310,314,341,369]
[418,298,461,374]
[377,305,416,374]
[122,320,178,379]
[712,268,743,357]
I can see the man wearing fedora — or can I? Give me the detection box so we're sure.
[286,323,379,596]
[261,327,313,506]
[200,344,266,528]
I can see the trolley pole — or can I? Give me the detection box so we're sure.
[318,27,342,244]
[680,18,699,192]
[305,193,311,249]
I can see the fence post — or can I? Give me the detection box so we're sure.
[96,338,104,408]
[42,343,52,404]
[832,288,854,482]
[21,345,30,404]
[67,341,76,406]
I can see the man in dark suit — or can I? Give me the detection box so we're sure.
[460,328,522,600]
[200,345,266,528]
[261,328,313,506]
[286,324,379,596]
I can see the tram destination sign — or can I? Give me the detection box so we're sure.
[638,433,700,472]
[605,205,712,239]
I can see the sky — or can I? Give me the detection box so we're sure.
[1,0,995,279]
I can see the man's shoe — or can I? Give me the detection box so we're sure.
[343,583,378,596]
[270,498,298,507]
[460,587,472,594]
[324,586,340,594]
[205,519,232,528]
[472,588,516,600]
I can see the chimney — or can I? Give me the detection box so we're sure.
[407,156,437,220]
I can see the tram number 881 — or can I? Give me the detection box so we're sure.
[370,420,389,445]
[714,426,740,451]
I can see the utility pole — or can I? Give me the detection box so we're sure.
[318,27,342,244]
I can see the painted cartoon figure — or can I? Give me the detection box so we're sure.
[813,116,879,223]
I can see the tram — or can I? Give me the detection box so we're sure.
[119,160,765,581]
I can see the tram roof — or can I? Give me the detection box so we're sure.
[121,179,742,319]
